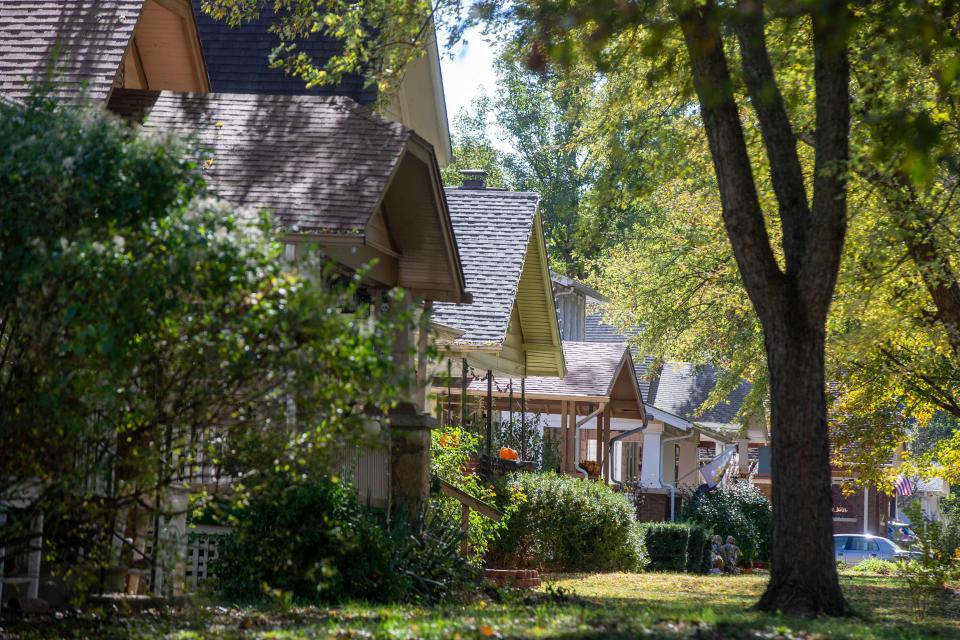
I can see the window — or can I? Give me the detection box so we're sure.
[833,536,848,551]
[846,537,879,552]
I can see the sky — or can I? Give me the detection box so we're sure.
[439,27,514,151]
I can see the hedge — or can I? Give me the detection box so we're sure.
[640,522,711,573]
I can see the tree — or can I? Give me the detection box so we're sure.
[490,0,852,615]
[497,0,960,615]
[0,92,406,591]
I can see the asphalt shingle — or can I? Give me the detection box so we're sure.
[432,188,538,347]
[0,1,143,102]
[584,312,750,425]
[191,1,376,104]
[471,341,632,398]
[108,89,411,234]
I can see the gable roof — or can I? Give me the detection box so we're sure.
[0,1,144,102]
[432,188,538,346]
[508,342,638,399]
[189,1,376,104]
[461,341,645,419]
[108,89,414,234]
[647,362,751,426]
[432,187,565,376]
[585,312,750,428]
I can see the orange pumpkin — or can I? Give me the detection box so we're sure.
[499,447,519,461]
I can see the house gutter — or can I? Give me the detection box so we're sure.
[573,405,606,478]
[659,431,698,522]
[609,411,649,489]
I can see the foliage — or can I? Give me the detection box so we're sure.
[431,425,511,562]
[848,557,899,576]
[488,472,646,572]
[680,483,772,563]
[200,0,466,99]
[639,522,709,573]
[896,500,960,620]
[214,477,478,605]
[493,413,557,472]
[0,91,407,589]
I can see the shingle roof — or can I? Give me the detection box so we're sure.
[190,1,376,104]
[472,342,632,398]
[649,362,750,425]
[584,312,750,425]
[432,188,538,346]
[108,89,411,234]
[0,1,143,102]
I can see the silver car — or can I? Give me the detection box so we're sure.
[834,534,917,565]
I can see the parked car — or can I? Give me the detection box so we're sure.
[834,534,919,565]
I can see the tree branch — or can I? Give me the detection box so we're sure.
[678,0,785,324]
[801,0,851,320]
[735,0,811,274]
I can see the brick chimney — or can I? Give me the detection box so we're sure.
[460,169,487,189]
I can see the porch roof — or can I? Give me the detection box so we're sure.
[108,89,469,302]
[443,342,644,419]
[0,1,144,102]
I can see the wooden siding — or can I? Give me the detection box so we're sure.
[124,0,209,93]
[515,214,564,376]
[381,151,462,301]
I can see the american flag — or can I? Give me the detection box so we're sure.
[894,474,913,497]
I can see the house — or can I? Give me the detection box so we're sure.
[0,0,472,598]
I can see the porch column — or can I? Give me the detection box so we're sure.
[596,410,604,481]
[863,487,870,535]
[559,400,568,473]
[737,438,751,476]
[640,423,664,488]
[677,437,699,490]
[414,301,432,411]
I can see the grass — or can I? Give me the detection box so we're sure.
[2,572,959,639]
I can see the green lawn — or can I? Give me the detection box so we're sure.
[3,572,959,639]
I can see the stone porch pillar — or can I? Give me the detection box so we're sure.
[389,403,436,525]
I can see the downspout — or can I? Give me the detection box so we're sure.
[573,404,606,478]
[660,431,697,522]
[609,411,649,489]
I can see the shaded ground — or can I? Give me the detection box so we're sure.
[1,572,958,639]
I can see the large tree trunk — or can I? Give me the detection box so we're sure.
[756,308,850,615]
[679,0,852,616]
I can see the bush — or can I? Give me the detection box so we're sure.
[488,472,646,572]
[641,523,690,571]
[897,501,960,619]
[639,522,711,573]
[213,477,477,604]
[680,482,772,563]
[849,557,898,575]
[431,426,507,562]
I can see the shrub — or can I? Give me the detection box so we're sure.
[641,523,690,571]
[639,522,711,573]
[213,477,478,605]
[897,501,960,619]
[680,482,772,563]
[431,426,508,562]
[849,557,898,576]
[685,524,712,574]
[488,472,646,572]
